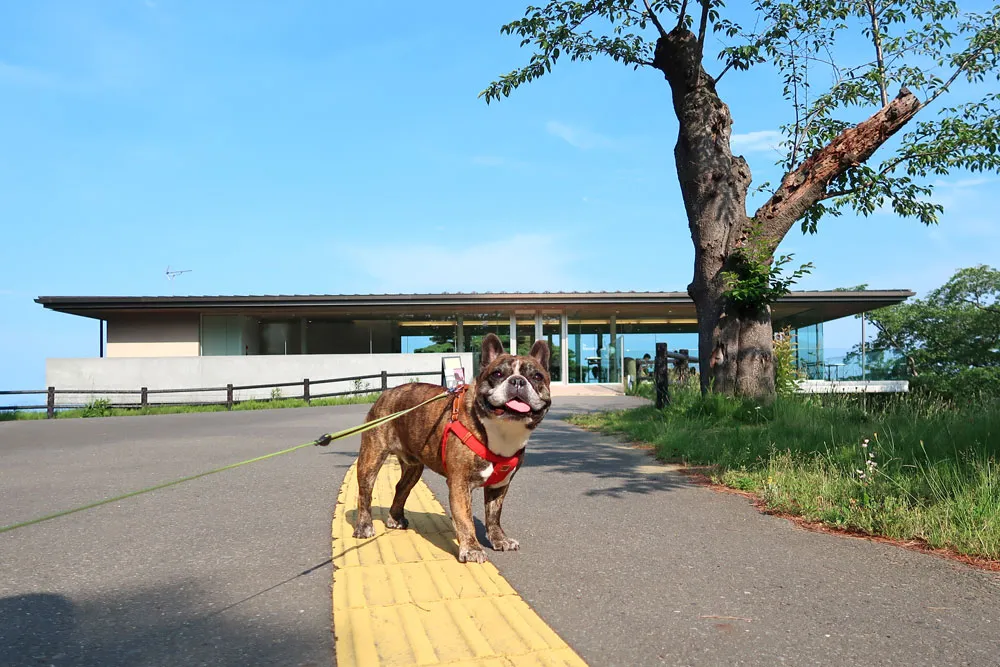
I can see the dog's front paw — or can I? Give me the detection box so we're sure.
[489,535,520,551]
[352,523,375,539]
[458,546,488,564]
[385,514,408,530]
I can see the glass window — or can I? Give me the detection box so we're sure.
[400,323,454,353]
[461,313,512,377]
[541,315,562,383]
[794,324,824,379]
[568,317,607,383]
[202,315,243,356]
[259,319,302,355]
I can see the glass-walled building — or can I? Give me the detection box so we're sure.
[36,290,915,385]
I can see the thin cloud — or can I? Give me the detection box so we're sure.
[546,121,620,150]
[932,176,993,189]
[731,130,784,154]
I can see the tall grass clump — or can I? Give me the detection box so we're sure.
[570,388,1000,560]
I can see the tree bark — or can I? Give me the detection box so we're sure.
[654,27,922,401]
[654,28,772,398]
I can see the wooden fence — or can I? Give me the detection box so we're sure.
[0,369,444,418]
[626,344,699,409]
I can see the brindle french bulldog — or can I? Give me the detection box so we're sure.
[351,333,551,563]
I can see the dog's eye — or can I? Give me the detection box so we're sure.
[533,372,544,381]
[492,370,504,379]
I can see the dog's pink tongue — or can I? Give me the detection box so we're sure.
[505,399,532,413]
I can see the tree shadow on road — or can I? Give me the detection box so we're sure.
[0,568,332,667]
[523,418,693,499]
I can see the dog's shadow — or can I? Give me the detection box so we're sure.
[341,508,499,554]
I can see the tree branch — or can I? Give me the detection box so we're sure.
[676,0,689,30]
[920,40,993,111]
[697,0,710,56]
[867,317,920,377]
[818,148,955,201]
[866,0,889,107]
[714,59,734,83]
[643,0,669,38]
[789,40,803,170]
[753,87,922,249]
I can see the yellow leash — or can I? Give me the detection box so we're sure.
[0,391,451,535]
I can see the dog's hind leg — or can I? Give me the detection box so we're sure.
[353,427,390,539]
[386,458,423,530]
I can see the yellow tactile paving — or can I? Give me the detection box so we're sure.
[332,458,589,666]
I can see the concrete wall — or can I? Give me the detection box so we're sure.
[45,352,474,406]
[106,315,200,358]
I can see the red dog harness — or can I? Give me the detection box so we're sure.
[441,385,523,487]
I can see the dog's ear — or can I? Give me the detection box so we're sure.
[481,333,505,367]
[529,339,550,371]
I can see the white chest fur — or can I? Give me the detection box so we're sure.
[482,418,532,457]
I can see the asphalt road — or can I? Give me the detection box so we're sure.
[3,398,1000,667]
[423,397,1000,667]
[1,406,367,667]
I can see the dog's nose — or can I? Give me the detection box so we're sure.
[508,375,526,388]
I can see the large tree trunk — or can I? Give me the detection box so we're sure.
[654,28,774,398]
[654,26,921,401]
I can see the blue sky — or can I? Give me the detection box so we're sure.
[1,0,998,389]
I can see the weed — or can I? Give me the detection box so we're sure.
[82,398,112,418]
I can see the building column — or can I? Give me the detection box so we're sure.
[609,315,617,383]
[456,316,465,353]
[509,314,517,355]
[861,312,866,381]
[560,314,569,385]
[300,318,308,355]
[575,331,582,383]
[534,313,543,341]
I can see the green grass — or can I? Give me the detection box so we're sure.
[0,393,379,421]
[568,388,1000,561]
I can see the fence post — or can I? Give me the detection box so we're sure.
[226,384,234,410]
[47,386,55,419]
[303,378,310,404]
[141,387,148,408]
[677,349,690,384]
[655,343,670,409]
[381,370,388,392]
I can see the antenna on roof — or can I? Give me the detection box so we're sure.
[166,265,192,295]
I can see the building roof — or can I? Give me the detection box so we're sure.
[35,290,915,328]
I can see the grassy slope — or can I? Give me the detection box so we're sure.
[569,388,1000,561]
